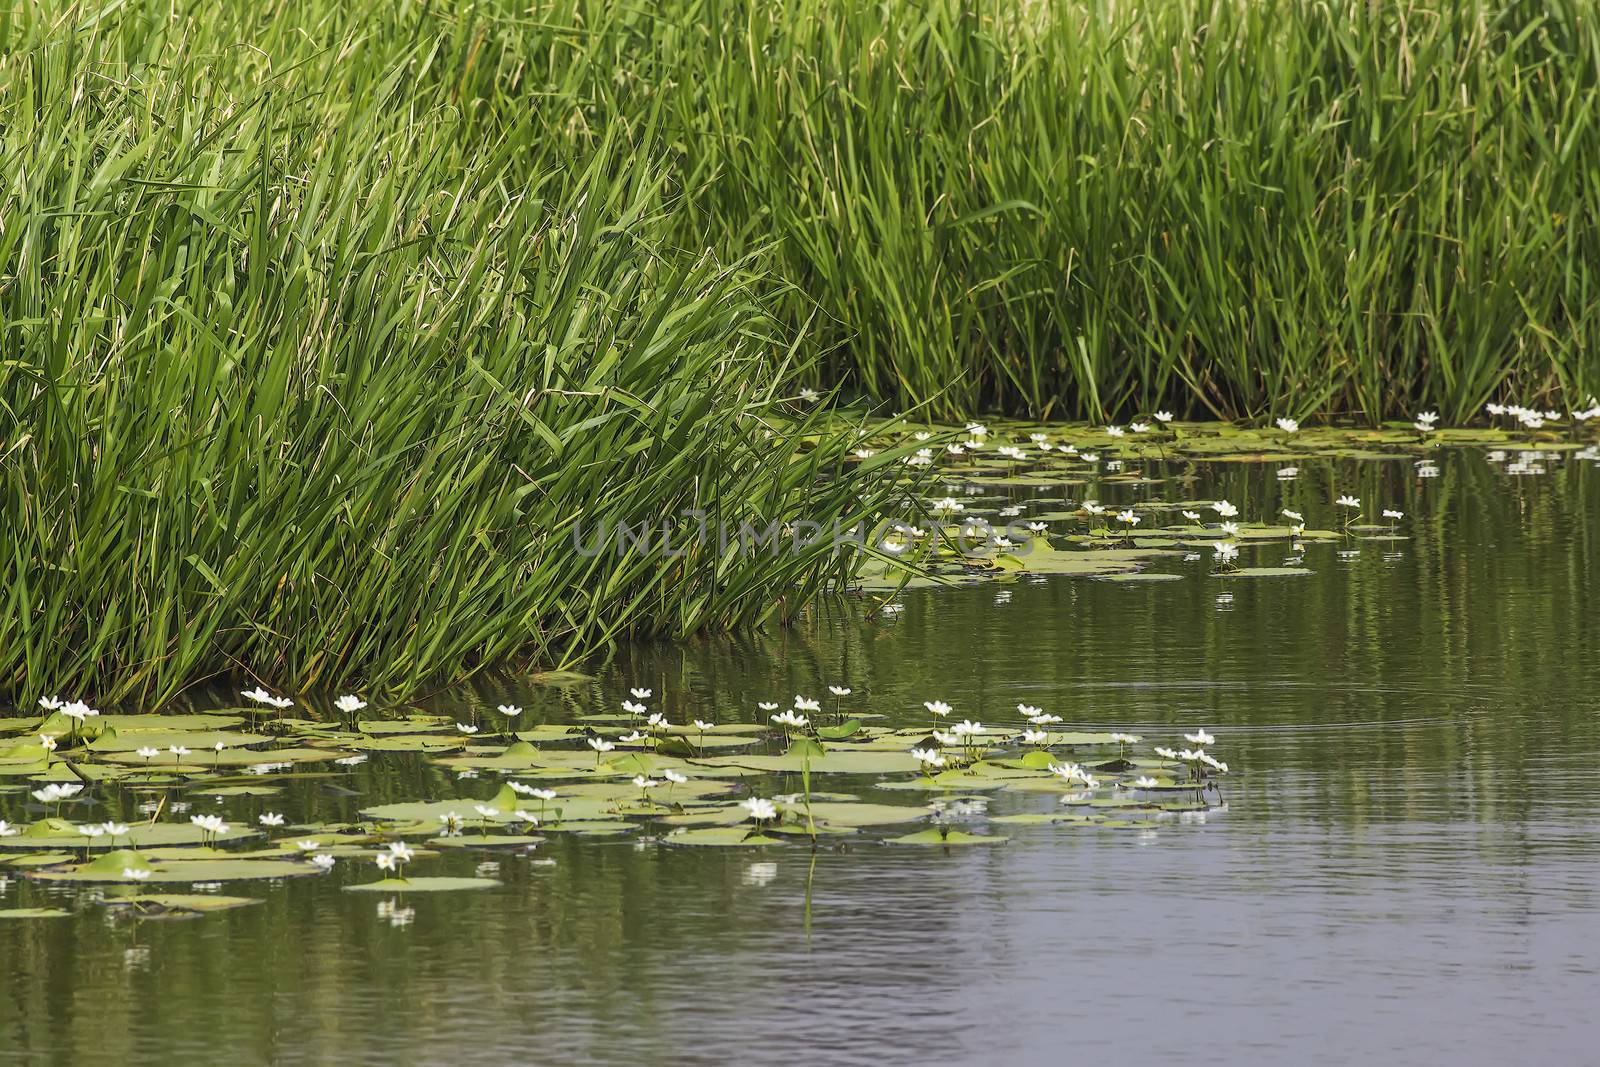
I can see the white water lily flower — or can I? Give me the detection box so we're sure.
[241,687,272,705]
[1211,500,1239,518]
[757,702,779,712]
[387,842,415,862]
[1154,411,1174,423]
[335,695,367,714]
[375,853,397,872]
[38,696,64,710]
[1133,776,1160,788]
[853,448,876,459]
[828,685,852,696]
[1219,521,1239,536]
[931,730,959,746]
[618,731,645,743]
[1021,729,1048,744]
[587,738,615,753]
[61,701,99,722]
[78,824,105,838]
[631,776,659,791]
[1082,501,1106,515]
[309,854,335,871]
[646,712,666,727]
[1130,421,1150,433]
[1154,746,1179,759]
[473,805,499,819]
[1111,732,1139,744]
[1282,508,1304,522]
[951,720,984,738]
[1213,542,1239,562]
[741,798,778,822]
[497,704,522,717]
[31,783,83,805]
[123,868,152,881]
[295,839,321,852]
[662,770,688,785]
[793,696,821,712]
[1181,510,1201,522]
[1276,417,1299,433]
[169,745,190,757]
[621,700,646,715]
[1105,425,1125,437]
[770,710,809,729]
[1382,509,1404,520]
[910,748,947,768]
[191,815,227,833]
[1116,509,1140,526]
[455,723,478,735]
[630,688,653,699]
[1184,729,1216,746]
[258,812,286,827]
[1417,411,1439,425]
[1016,703,1042,717]
[0,820,15,837]
[1178,749,1203,762]
[39,735,57,752]
[1198,752,1227,772]
[925,700,953,717]
[692,719,715,732]
[1336,495,1360,508]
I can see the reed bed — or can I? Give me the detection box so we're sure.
[4,0,1596,700]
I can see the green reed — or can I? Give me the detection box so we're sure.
[0,1,909,704]
[5,0,1599,701]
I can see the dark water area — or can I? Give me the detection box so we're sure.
[3,448,1598,1065]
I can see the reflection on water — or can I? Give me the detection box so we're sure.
[3,449,1599,1065]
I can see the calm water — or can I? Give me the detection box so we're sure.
[3,449,1599,1065]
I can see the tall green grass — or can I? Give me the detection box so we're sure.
[6,0,1599,701]
[0,1,905,704]
[661,0,1600,422]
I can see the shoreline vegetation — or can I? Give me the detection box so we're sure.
[4,0,1598,704]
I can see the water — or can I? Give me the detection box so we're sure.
[3,449,1599,1065]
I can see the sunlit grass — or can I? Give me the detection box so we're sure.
[5,0,1598,701]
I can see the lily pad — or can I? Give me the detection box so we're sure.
[344,877,500,893]
[0,907,72,919]
[887,829,1009,846]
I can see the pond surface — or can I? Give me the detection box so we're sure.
[3,448,1599,1065]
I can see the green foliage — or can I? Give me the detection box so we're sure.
[0,0,905,703]
[6,0,1599,701]
[662,0,1600,420]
